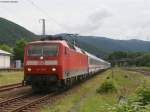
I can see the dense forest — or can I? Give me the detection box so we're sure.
[107,51,150,67]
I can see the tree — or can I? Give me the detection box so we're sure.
[108,51,127,60]
[135,54,150,67]
[107,51,150,67]
[0,44,12,52]
[13,39,27,62]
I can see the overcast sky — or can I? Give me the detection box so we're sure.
[0,0,150,40]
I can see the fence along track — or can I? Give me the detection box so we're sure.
[0,68,23,72]
[0,83,23,92]
[0,92,57,112]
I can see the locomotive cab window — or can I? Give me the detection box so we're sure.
[28,44,59,56]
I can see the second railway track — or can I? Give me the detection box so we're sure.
[125,68,150,76]
[0,83,23,92]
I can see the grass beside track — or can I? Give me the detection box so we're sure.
[0,71,23,86]
[41,68,150,112]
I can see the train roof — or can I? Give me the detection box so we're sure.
[27,40,87,55]
[85,51,110,64]
[27,40,69,47]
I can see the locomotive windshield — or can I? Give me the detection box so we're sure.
[28,44,59,56]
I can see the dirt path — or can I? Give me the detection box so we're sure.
[69,84,98,112]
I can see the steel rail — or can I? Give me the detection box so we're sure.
[0,83,23,92]
[0,92,57,112]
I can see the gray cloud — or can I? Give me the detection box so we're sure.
[83,9,111,33]
[66,8,112,34]
[1,0,150,40]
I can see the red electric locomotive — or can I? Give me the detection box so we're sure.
[23,36,110,91]
[23,38,89,90]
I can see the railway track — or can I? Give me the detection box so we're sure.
[0,83,23,92]
[133,70,150,76]
[0,92,58,112]
[125,68,150,76]
[0,70,109,112]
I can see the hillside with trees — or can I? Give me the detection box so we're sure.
[0,17,37,45]
[54,33,150,58]
[0,18,150,66]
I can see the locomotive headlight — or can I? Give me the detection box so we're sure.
[27,68,32,72]
[52,68,56,72]
[40,56,44,60]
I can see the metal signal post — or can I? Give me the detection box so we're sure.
[39,19,46,36]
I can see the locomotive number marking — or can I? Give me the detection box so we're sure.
[37,61,45,65]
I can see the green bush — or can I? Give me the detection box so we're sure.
[136,84,150,105]
[97,80,117,94]
[144,104,150,111]
[107,102,150,112]
[105,81,150,112]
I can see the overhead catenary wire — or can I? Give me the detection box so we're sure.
[0,4,21,22]
[26,0,69,32]
[1,0,90,39]
[0,1,42,33]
